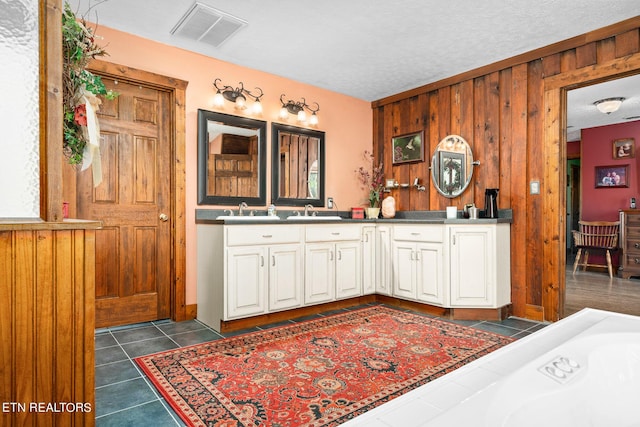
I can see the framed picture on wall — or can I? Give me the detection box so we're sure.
[595,164,629,188]
[613,138,635,159]
[392,131,424,164]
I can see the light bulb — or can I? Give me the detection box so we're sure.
[297,110,306,122]
[309,113,318,125]
[252,100,263,115]
[213,92,224,107]
[235,95,246,109]
[279,107,289,119]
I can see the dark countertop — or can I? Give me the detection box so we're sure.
[195,209,513,225]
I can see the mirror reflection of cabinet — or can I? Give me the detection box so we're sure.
[209,133,258,197]
[272,123,325,206]
[197,109,266,205]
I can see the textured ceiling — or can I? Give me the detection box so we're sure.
[567,74,640,142]
[67,0,640,136]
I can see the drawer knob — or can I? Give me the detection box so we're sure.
[262,234,273,238]
[635,258,640,264]
[635,243,640,249]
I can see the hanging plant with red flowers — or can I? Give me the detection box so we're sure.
[62,2,117,166]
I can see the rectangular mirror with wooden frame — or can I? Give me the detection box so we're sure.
[197,109,267,205]
[271,123,325,207]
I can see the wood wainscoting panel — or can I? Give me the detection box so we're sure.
[372,17,640,322]
[0,224,97,426]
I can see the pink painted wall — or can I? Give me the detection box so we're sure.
[581,121,640,221]
[89,26,373,304]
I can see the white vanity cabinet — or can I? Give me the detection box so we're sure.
[226,245,268,318]
[196,218,511,332]
[375,226,392,295]
[225,244,307,316]
[268,244,304,311]
[304,225,362,304]
[197,224,303,329]
[362,225,377,295]
[392,225,446,305]
[226,226,303,318]
[447,224,510,308]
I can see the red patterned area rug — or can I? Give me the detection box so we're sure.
[135,306,514,426]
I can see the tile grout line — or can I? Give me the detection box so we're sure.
[94,397,166,420]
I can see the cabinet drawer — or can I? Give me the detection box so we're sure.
[305,225,361,242]
[624,253,640,267]
[626,214,640,228]
[393,225,443,242]
[626,225,640,240]
[226,225,301,246]
[625,238,640,254]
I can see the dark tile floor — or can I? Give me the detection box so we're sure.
[94,304,546,426]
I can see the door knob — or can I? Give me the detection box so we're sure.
[159,213,169,222]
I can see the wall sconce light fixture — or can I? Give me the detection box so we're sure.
[213,78,264,114]
[594,97,625,114]
[279,94,320,125]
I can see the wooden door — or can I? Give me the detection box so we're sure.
[78,77,172,328]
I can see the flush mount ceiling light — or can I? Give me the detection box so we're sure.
[593,97,625,114]
[279,94,320,125]
[213,78,263,114]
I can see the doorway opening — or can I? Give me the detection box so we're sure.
[561,72,640,318]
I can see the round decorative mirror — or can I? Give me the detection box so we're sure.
[431,134,476,198]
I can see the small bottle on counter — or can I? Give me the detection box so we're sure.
[631,198,636,209]
[268,204,276,216]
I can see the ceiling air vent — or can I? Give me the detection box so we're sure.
[170,2,247,47]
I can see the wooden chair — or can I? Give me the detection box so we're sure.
[572,221,620,278]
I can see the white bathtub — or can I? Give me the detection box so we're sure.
[343,309,640,427]
[469,316,640,427]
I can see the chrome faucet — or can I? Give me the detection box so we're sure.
[223,209,234,216]
[304,204,315,216]
[238,202,248,216]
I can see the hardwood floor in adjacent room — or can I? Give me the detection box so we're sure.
[565,255,640,318]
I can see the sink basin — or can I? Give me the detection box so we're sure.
[286,215,342,220]
[216,216,280,221]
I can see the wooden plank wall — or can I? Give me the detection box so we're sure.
[372,17,640,322]
[0,227,96,427]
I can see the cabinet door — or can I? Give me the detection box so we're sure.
[376,226,392,295]
[226,247,267,318]
[450,226,494,307]
[392,241,416,299]
[361,226,376,295]
[416,242,445,305]
[269,244,303,311]
[336,241,362,299]
[304,243,335,304]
